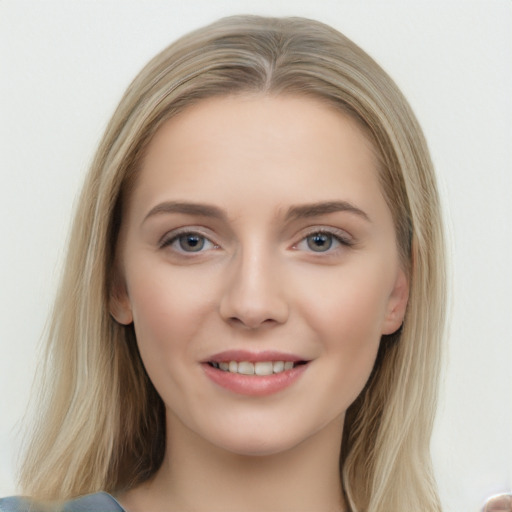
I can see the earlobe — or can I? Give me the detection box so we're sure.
[110,297,133,325]
[109,277,133,325]
[381,269,409,335]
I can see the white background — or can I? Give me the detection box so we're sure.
[1,2,511,511]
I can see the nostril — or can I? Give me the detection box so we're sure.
[219,272,290,328]
[227,315,277,330]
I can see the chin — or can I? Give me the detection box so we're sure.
[215,434,303,458]
[200,415,336,458]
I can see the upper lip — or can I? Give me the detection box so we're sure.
[204,350,307,363]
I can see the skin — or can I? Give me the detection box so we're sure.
[112,94,409,512]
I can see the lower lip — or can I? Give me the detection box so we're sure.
[202,363,308,396]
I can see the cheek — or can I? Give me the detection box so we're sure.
[297,261,393,344]
[126,264,217,363]
[295,264,392,399]
[125,265,221,413]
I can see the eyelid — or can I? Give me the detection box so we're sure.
[158,225,354,254]
[159,227,219,251]
[292,226,355,251]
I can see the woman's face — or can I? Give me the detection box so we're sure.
[113,94,408,456]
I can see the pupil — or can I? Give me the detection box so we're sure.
[179,234,204,252]
[307,233,332,252]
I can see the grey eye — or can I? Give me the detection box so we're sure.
[306,233,333,252]
[177,234,206,252]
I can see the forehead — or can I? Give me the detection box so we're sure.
[132,94,382,209]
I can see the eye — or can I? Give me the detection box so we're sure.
[161,231,217,254]
[176,233,208,252]
[294,229,352,254]
[306,232,335,252]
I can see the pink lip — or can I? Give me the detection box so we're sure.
[201,350,309,397]
[205,350,303,363]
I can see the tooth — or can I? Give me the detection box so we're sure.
[237,361,255,375]
[219,360,297,375]
[273,361,285,373]
[254,361,273,376]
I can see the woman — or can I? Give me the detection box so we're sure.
[1,15,446,512]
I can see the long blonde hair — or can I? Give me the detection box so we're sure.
[20,15,446,512]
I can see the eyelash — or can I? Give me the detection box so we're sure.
[159,227,354,255]
[159,228,218,254]
[293,228,354,254]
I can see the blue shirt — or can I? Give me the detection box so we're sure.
[0,492,125,512]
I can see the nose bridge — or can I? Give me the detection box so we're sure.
[219,238,288,328]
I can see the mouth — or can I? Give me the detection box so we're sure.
[207,360,308,376]
[202,351,310,396]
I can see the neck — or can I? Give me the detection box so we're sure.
[121,412,346,512]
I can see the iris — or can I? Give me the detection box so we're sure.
[307,233,333,252]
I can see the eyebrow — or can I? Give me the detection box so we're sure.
[285,201,371,223]
[142,200,370,225]
[143,201,228,224]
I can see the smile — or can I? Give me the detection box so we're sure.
[208,360,301,375]
[203,352,310,396]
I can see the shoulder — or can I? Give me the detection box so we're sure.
[0,492,125,512]
[0,497,31,512]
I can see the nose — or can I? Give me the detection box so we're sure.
[219,248,289,329]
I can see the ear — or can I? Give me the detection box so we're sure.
[109,272,133,325]
[381,268,409,335]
